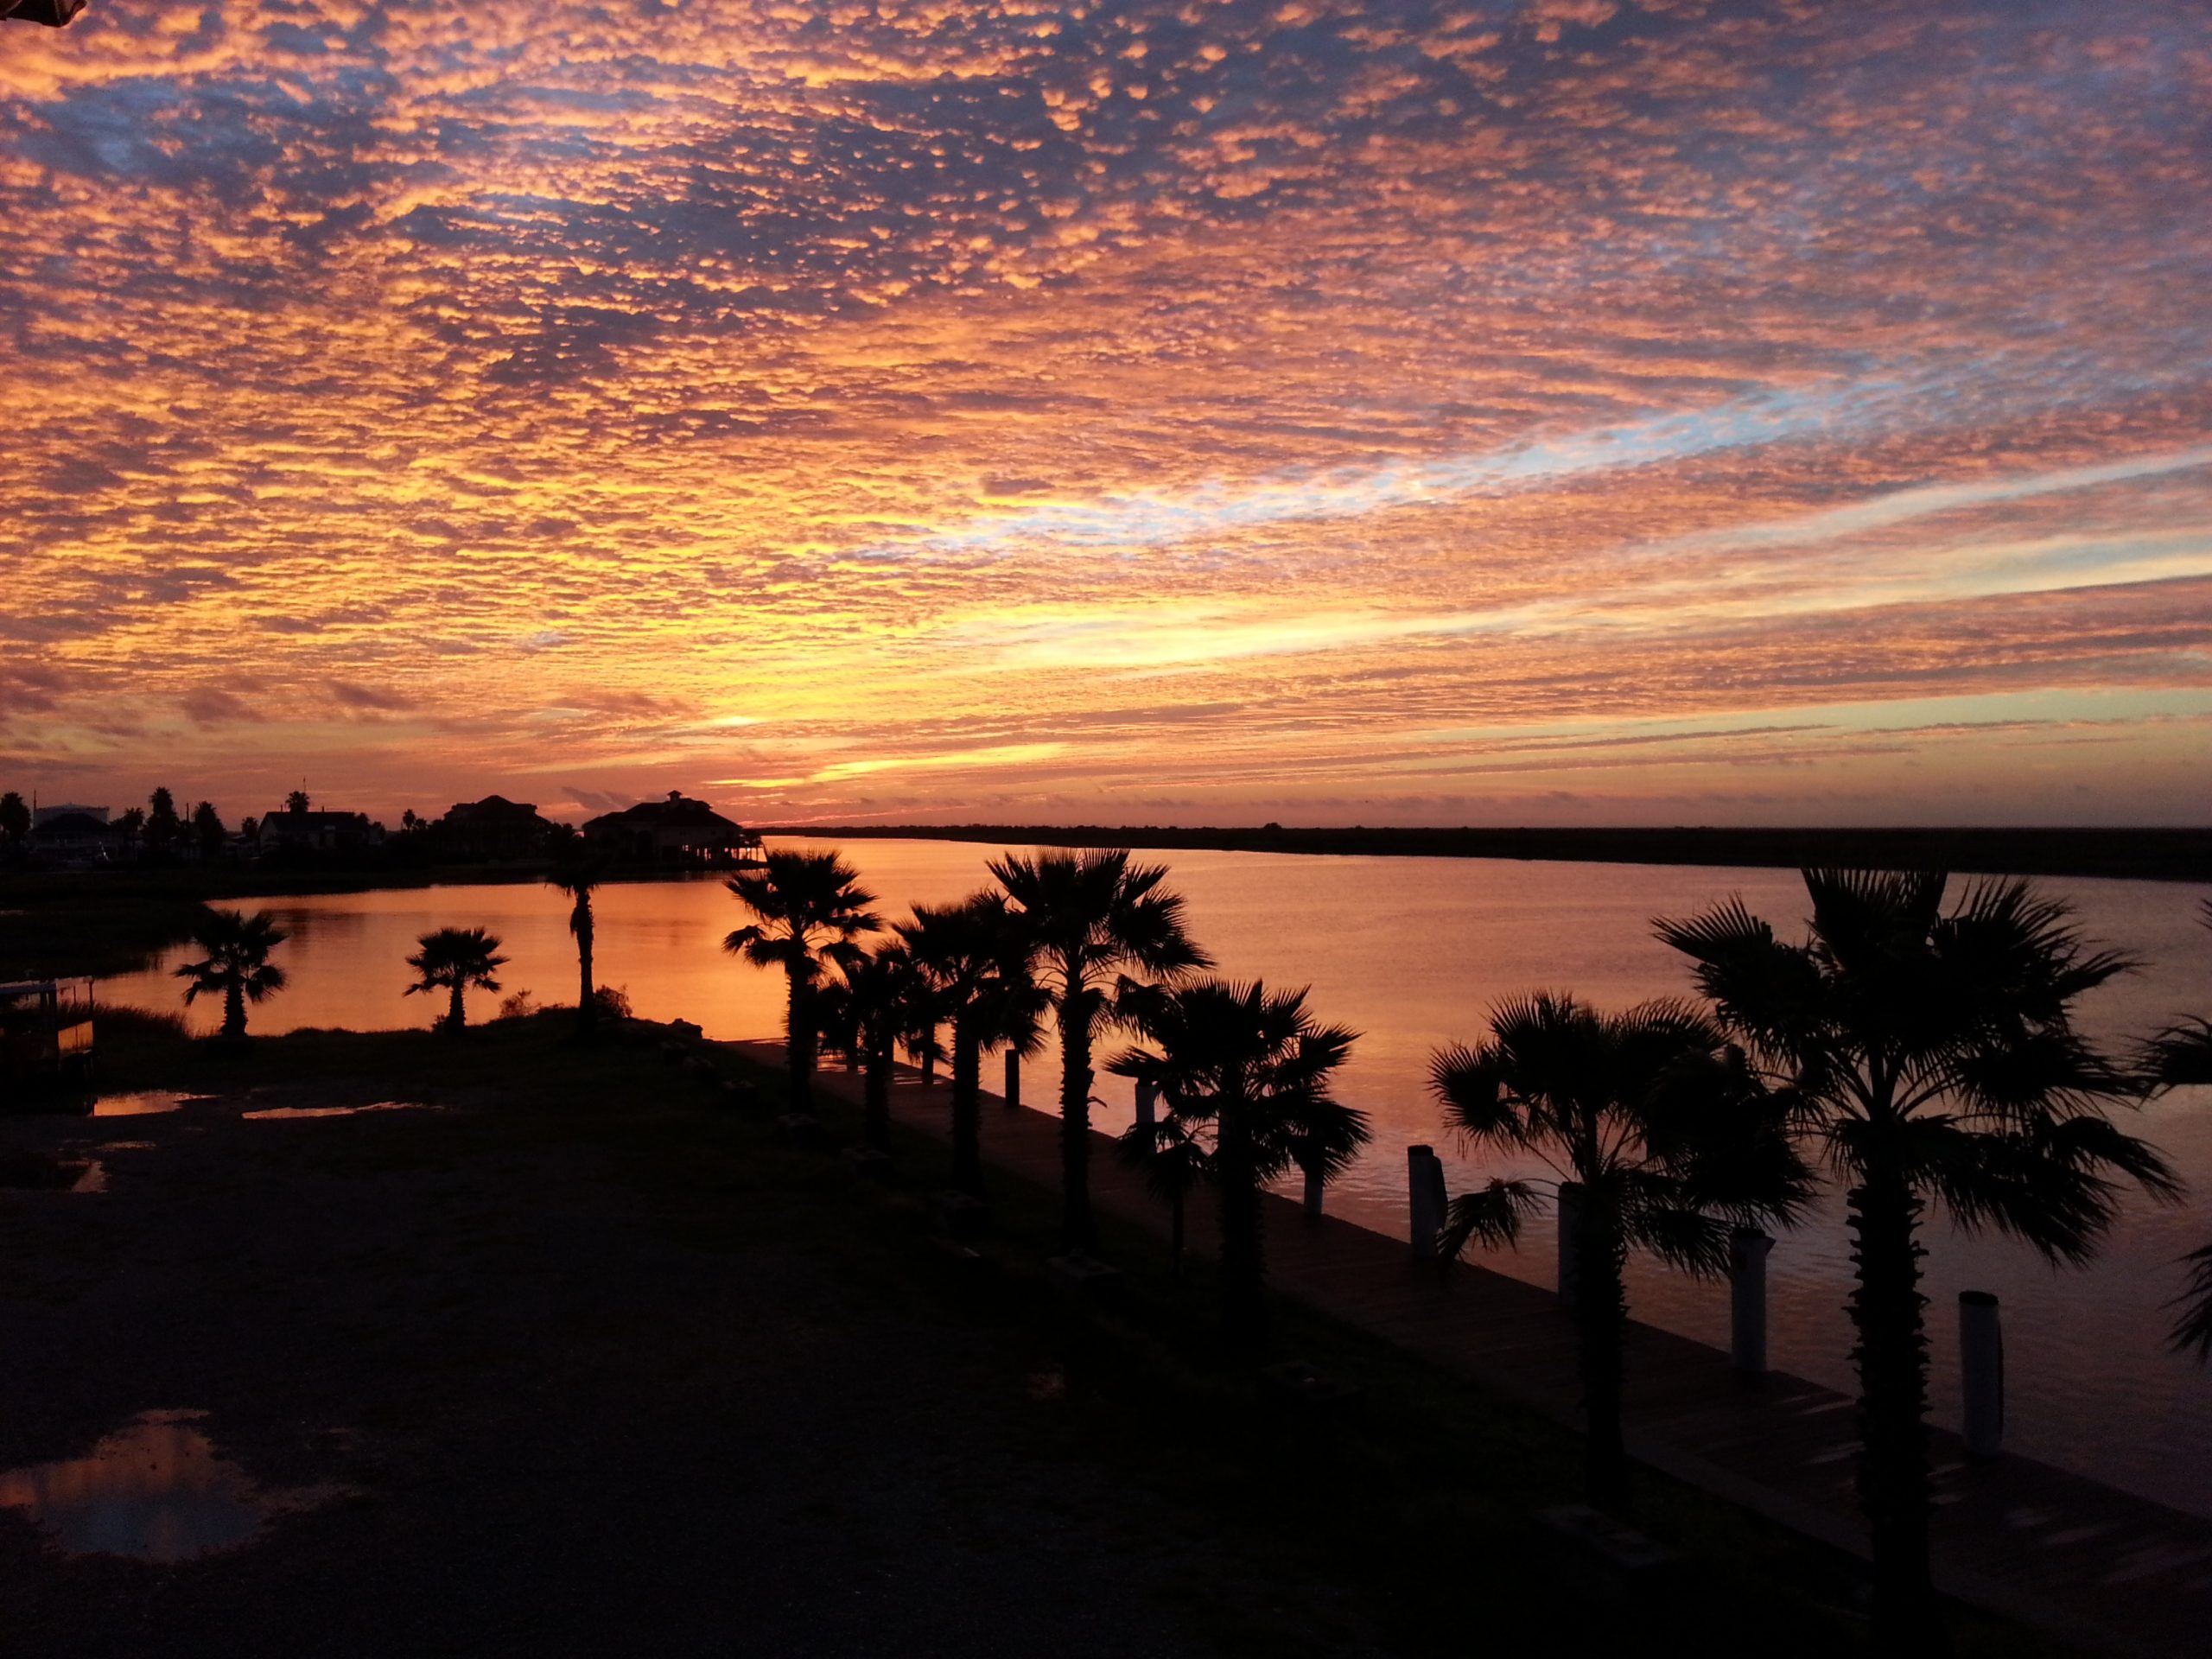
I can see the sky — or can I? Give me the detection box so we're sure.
[3,0,2210,830]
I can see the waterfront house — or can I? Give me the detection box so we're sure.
[582,791,762,868]
[437,795,556,861]
[257,806,384,856]
[27,810,127,867]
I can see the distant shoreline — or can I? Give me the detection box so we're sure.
[761,823,2212,884]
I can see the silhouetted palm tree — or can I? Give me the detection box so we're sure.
[1111,979,1363,1342]
[549,850,606,1034]
[173,907,288,1043]
[724,849,880,1109]
[2145,899,2212,1360]
[904,891,1048,1194]
[1116,1109,1208,1276]
[1430,993,1808,1502]
[406,926,509,1032]
[191,800,224,861]
[1659,869,2177,1643]
[821,942,928,1152]
[990,849,1211,1252]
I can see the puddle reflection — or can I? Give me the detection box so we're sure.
[91,1092,197,1118]
[0,1411,341,1561]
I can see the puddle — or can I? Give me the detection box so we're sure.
[92,1092,200,1118]
[0,1411,344,1562]
[240,1101,435,1121]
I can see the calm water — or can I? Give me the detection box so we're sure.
[101,841,2212,1516]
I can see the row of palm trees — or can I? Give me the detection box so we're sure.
[1423,873,2212,1643]
[169,855,2211,1648]
[726,851,2212,1648]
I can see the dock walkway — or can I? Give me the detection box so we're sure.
[735,1042,2212,1657]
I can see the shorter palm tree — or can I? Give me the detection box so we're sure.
[1431,993,1808,1501]
[724,849,880,1109]
[822,943,928,1152]
[903,891,1048,1193]
[1111,979,1364,1342]
[406,926,508,1032]
[991,847,1211,1252]
[173,907,289,1042]
[549,849,606,1035]
[1116,1110,1208,1275]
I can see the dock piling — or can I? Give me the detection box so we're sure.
[1961,1290,2005,1459]
[1555,1181,1583,1307]
[1408,1145,1446,1259]
[1729,1227,1772,1375]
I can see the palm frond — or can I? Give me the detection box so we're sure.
[1618,1201,1734,1280]
[2143,1020,2212,1089]
[2169,1242,2212,1363]
[1436,1179,1539,1260]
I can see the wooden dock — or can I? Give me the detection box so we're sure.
[741,1043,2212,1657]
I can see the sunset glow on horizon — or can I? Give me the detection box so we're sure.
[5,0,2210,828]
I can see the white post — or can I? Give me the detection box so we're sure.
[1961,1291,2004,1459]
[1003,1048,1020,1110]
[1135,1078,1159,1128]
[1302,1165,1324,1217]
[1729,1227,1773,1375]
[1555,1181,1582,1307]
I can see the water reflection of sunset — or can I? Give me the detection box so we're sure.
[4,3,2209,824]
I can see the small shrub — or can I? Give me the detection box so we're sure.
[498,988,542,1020]
[593,984,634,1020]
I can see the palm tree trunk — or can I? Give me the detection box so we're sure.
[1217,1097,1266,1345]
[1169,1190,1185,1278]
[575,903,595,1034]
[864,1041,891,1152]
[785,965,813,1109]
[1574,1201,1629,1503]
[448,980,466,1031]
[1848,1162,1937,1645]
[222,980,246,1043]
[1058,994,1096,1252]
[951,1018,982,1193]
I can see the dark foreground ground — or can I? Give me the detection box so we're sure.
[0,1015,2061,1657]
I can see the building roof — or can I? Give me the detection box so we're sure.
[444,794,543,821]
[29,811,115,839]
[583,791,749,836]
